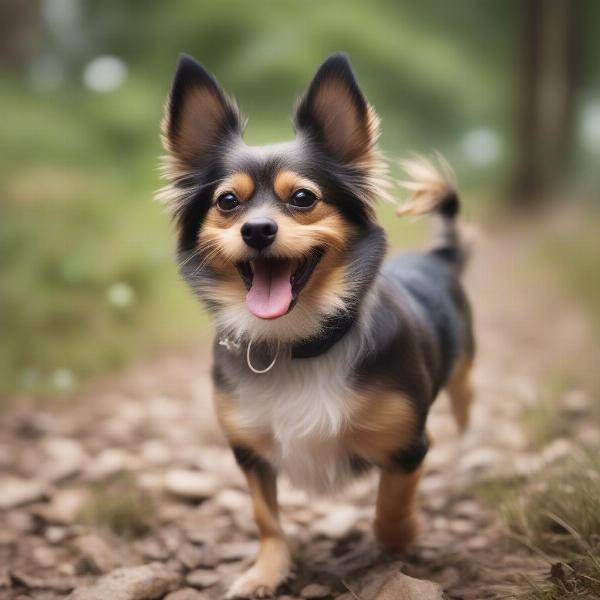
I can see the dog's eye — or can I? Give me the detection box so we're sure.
[216,192,240,212]
[289,188,317,209]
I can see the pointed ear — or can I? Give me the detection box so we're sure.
[294,53,379,165]
[161,54,242,169]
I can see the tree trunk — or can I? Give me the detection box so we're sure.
[510,0,578,206]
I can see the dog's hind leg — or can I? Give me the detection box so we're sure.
[446,355,474,433]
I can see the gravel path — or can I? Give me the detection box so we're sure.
[1,215,597,600]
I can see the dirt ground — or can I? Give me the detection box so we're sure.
[1,214,597,600]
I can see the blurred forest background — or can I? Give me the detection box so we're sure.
[1,0,600,397]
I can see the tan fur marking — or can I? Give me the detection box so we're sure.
[273,170,321,202]
[214,172,255,203]
[396,154,456,216]
[245,468,281,538]
[375,465,422,551]
[197,196,351,276]
[213,390,274,456]
[345,389,418,464]
[446,354,474,432]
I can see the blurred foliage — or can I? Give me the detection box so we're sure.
[521,375,575,451]
[1,0,599,396]
[539,218,600,334]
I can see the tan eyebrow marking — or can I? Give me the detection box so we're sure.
[273,170,321,202]
[213,172,255,202]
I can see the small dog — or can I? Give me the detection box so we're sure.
[159,53,475,598]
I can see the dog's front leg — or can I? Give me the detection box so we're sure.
[227,448,290,599]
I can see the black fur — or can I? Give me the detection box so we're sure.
[389,432,430,473]
[232,445,271,474]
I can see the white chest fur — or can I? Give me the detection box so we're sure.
[231,339,360,496]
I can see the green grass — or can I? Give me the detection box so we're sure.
[520,374,575,450]
[506,450,600,556]
[538,214,600,334]
[476,449,600,599]
[79,472,157,539]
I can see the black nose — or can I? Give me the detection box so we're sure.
[241,218,278,250]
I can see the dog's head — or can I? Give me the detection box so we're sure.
[159,53,388,344]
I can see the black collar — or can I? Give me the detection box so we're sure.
[291,311,355,359]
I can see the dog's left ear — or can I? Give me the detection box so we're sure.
[294,53,379,166]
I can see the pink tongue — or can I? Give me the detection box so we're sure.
[246,260,294,319]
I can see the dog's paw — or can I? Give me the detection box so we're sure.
[375,514,419,553]
[226,563,290,599]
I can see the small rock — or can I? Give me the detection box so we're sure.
[464,535,488,551]
[0,477,47,509]
[176,543,205,571]
[40,437,87,483]
[74,534,120,574]
[218,541,258,562]
[580,424,600,446]
[300,583,331,598]
[164,589,208,600]
[135,538,170,561]
[561,389,590,414]
[214,489,248,512]
[313,505,360,539]
[194,546,221,569]
[140,439,173,466]
[11,571,76,593]
[59,563,77,577]
[448,518,475,536]
[12,411,55,437]
[33,546,57,568]
[459,448,501,474]
[452,500,483,520]
[291,508,314,525]
[159,527,186,553]
[34,488,87,525]
[46,525,71,544]
[165,470,218,500]
[231,510,257,536]
[67,563,180,600]
[86,448,136,481]
[347,562,444,600]
[6,510,39,533]
[436,566,461,589]
[184,527,216,546]
[186,569,219,589]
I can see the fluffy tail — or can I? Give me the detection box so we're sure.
[396,155,468,272]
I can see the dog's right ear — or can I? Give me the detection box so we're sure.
[161,54,242,170]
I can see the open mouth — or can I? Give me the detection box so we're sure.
[236,248,324,320]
